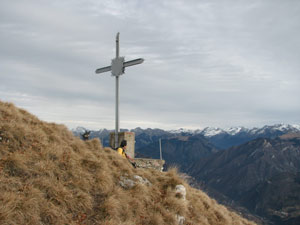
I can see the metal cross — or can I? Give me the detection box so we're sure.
[95,32,144,149]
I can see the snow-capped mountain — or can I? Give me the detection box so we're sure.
[224,127,249,135]
[199,124,300,149]
[167,124,300,138]
[168,128,195,134]
[151,124,300,149]
[168,127,242,137]
[199,127,227,137]
[194,124,300,138]
[249,124,300,135]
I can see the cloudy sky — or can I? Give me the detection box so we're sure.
[1,0,300,131]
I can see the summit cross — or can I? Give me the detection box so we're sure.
[95,33,144,149]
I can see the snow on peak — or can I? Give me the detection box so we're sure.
[271,124,290,131]
[274,124,300,132]
[292,124,300,130]
[248,124,300,135]
[224,127,248,135]
[169,128,194,134]
[201,127,225,137]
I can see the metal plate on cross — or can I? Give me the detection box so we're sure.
[111,57,125,76]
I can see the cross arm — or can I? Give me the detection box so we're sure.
[95,65,111,74]
[124,58,144,67]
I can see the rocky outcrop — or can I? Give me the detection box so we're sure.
[119,174,152,189]
[175,184,186,201]
[135,158,165,171]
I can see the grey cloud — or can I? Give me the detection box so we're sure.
[1,0,300,130]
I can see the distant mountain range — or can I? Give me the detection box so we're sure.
[72,124,300,150]
[199,124,300,149]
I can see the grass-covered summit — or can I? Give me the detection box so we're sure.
[0,100,255,225]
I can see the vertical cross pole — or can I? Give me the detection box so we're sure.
[95,32,144,150]
[159,138,163,160]
[115,33,120,149]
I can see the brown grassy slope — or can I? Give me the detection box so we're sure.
[0,100,256,225]
[280,132,300,140]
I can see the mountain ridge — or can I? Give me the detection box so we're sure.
[188,135,300,224]
[72,124,300,150]
[73,124,300,136]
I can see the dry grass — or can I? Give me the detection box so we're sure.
[0,100,256,225]
[280,132,300,140]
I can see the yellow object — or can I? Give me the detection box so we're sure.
[117,147,126,158]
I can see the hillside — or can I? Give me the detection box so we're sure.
[189,136,300,224]
[0,100,255,225]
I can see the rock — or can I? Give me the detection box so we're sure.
[176,214,185,225]
[134,158,165,171]
[175,184,186,200]
[119,176,135,189]
[119,175,152,189]
[174,185,187,225]
[133,175,152,186]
